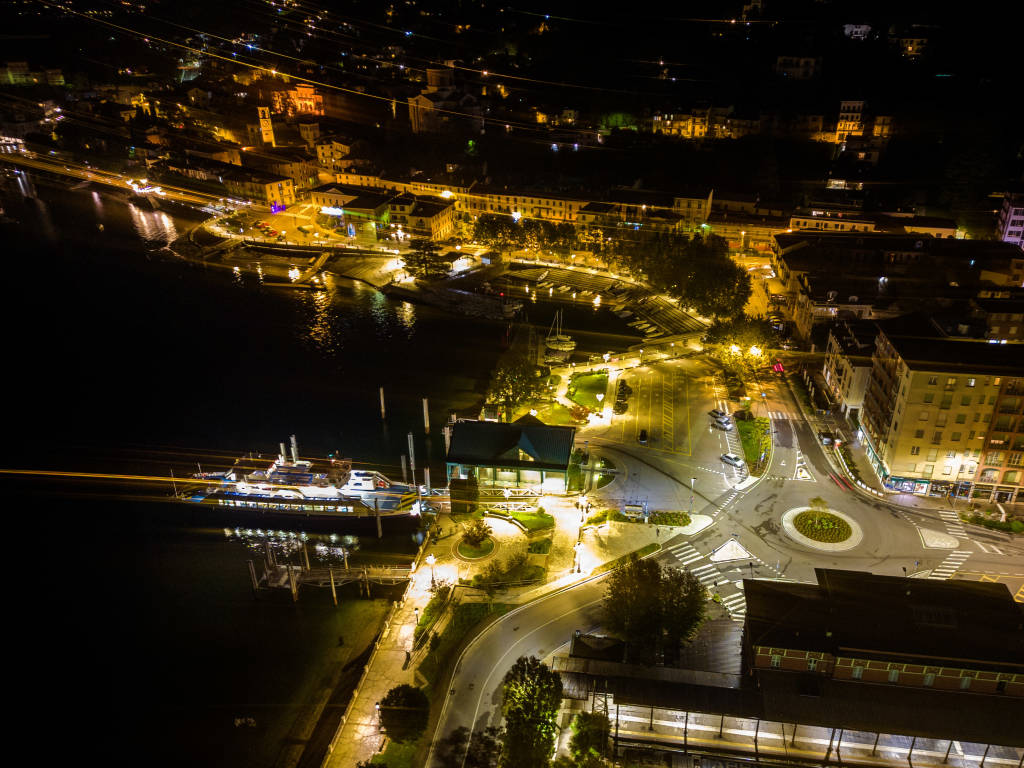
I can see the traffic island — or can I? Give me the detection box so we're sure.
[781,506,863,552]
[457,537,496,560]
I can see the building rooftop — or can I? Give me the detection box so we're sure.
[879,333,1024,374]
[745,569,1024,674]
[446,417,576,471]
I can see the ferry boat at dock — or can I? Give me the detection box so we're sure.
[178,436,424,530]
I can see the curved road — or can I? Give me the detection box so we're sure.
[427,359,1024,765]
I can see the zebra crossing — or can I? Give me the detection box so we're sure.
[715,489,741,517]
[720,591,747,620]
[767,410,788,420]
[666,542,704,566]
[936,508,967,538]
[928,550,972,580]
[665,543,724,588]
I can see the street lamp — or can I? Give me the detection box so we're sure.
[425,553,436,588]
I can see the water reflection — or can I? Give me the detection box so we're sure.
[397,300,416,333]
[127,202,178,244]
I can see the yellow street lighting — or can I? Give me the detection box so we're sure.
[749,345,762,356]
[729,344,741,354]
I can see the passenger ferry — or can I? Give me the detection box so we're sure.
[178,436,423,529]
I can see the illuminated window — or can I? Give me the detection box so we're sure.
[888,669,900,683]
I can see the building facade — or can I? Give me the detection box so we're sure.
[997,192,1024,249]
[860,328,1024,501]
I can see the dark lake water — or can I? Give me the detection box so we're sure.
[0,171,641,767]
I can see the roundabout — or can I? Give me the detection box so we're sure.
[781,507,864,552]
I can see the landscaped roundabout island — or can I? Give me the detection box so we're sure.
[781,500,863,552]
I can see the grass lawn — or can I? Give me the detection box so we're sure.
[371,739,418,767]
[511,401,577,425]
[527,537,553,555]
[592,543,660,575]
[457,537,495,559]
[510,510,555,531]
[418,603,511,689]
[737,417,770,473]
[566,371,609,410]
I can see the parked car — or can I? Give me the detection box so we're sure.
[720,452,744,468]
[713,419,734,431]
[709,409,728,420]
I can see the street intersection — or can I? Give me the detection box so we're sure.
[426,356,1024,766]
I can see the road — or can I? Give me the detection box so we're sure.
[426,356,1024,765]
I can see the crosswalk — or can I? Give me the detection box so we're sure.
[767,410,788,420]
[936,508,967,538]
[928,550,972,580]
[665,543,724,588]
[720,591,747,620]
[666,542,704,566]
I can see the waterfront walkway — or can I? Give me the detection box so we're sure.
[321,502,666,767]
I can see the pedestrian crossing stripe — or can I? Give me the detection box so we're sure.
[927,550,972,580]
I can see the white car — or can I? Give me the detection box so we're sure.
[721,453,745,468]
[713,419,734,431]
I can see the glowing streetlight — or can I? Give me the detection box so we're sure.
[749,345,762,356]
[425,553,436,588]
[729,344,741,354]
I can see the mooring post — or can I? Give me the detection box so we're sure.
[871,731,880,756]
[424,467,431,496]
[720,713,725,738]
[423,397,430,434]
[247,560,259,596]
[908,736,917,767]
[303,541,310,571]
[288,564,298,602]
[329,568,337,606]
[379,386,386,420]
[401,454,408,483]
[375,497,382,539]
[943,741,954,764]
[684,711,688,751]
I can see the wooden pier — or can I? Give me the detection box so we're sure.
[248,545,413,602]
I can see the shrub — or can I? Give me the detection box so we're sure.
[462,518,493,546]
[794,509,852,543]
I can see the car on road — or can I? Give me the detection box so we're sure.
[709,409,728,420]
[638,429,648,444]
[720,452,744,468]
[712,419,733,431]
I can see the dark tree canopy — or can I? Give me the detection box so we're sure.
[702,316,776,376]
[500,656,563,768]
[487,353,545,417]
[378,684,429,743]
[435,726,504,768]
[402,238,453,280]
[569,711,611,760]
[603,555,707,665]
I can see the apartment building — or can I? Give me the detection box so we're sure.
[222,168,295,208]
[860,325,1024,502]
[996,192,1024,249]
[310,183,456,242]
[822,319,876,420]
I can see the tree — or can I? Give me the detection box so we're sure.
[603,555,663,664]
[660,568,707,664]
[473,213,524,254]
[462,517,492,546]
[436,725,504,768]
[603,556,706,665]
[488,354,545,418]
[500,656,564,768]
[702,316,776,377]
[569,711,611,761]
[402,238,452,280]
[378,684,429,743]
